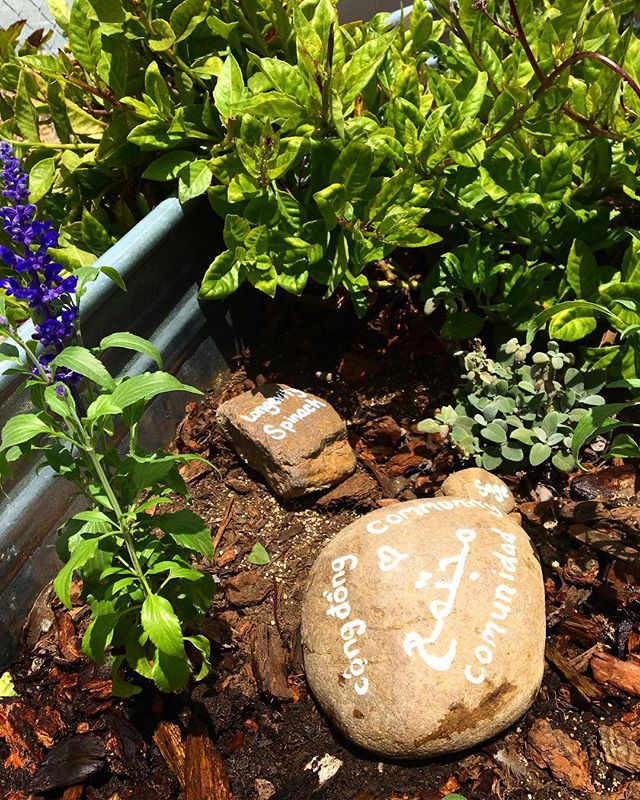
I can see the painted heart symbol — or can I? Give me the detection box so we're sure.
[377,546,409,573]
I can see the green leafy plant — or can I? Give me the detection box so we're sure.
[572,393,640,466]
[420,0,640,343]
[0,0,638,330]
[529,292,640,381]
[0,144,214,695]
[419,337,606,472]
[195,3,443,313]
[0,326,215,695]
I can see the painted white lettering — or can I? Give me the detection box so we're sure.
[341,619,366,640]
[481,621,506,648]
[492,527,516,544]
[325,561,369,696]
[263,423,286,440]
[493,550,517,573]
[474,479,510,504]
[465,664,487,685]
[404,528,476,672]
[343,638,360,660]
[332,555,358,572]
[491,602,511,621]
[475,645,494,665]
[435,500,454,510]
[367,519,389,536]
[495,584,517,603]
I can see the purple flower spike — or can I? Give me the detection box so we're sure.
[0,142,78,382]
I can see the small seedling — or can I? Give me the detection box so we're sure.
[247,542,271,565]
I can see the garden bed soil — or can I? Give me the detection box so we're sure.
[3,294,640,800]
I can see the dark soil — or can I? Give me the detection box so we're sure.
[3,293,640,800]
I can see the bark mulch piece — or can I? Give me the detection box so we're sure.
[3,294,640,799]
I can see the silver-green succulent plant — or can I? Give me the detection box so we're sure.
[419,339,607,472]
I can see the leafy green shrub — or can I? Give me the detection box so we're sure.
[0,0,639,330]
[529,293,640,382]
[419,338,606,472]
[572,395,640,466]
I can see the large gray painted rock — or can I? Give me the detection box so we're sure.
[216,384,356,499]
[302,498,545,758]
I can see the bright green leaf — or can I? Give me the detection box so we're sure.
[141,594,185,658]
[247,542,270,565]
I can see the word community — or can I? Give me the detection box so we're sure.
[239,386,328,441]
[366,497,503,535]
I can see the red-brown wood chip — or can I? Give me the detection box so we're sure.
[600,724,640,773]
[184,720,234,800]
[527,718,594,792]
[592,652,640,696]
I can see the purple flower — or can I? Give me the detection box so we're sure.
[0,142,78,382]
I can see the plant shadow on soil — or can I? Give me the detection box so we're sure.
[2,293,640,800]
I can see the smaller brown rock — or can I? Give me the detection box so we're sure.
[217,384,356,499]
[441,468,516,513]
[225,572,271,607]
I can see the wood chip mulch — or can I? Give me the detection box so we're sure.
[2,294,640,800]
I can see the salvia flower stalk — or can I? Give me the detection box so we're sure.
[0,142,77,379]
[0,143,215,695]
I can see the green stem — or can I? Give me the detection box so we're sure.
[3,327,51,381]
[85,445,152,596]
[234,0,270,57]
[168,49,209,91]
[66,402,152,596]
[321,24,336,130]
[444,4,531,155]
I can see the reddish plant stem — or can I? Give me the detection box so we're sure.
[472,0,517,38]
[480,0,637,142]
[507,0,545,82]
[534,51,640,104]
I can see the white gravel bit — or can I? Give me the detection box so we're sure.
[304,753,343,785]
